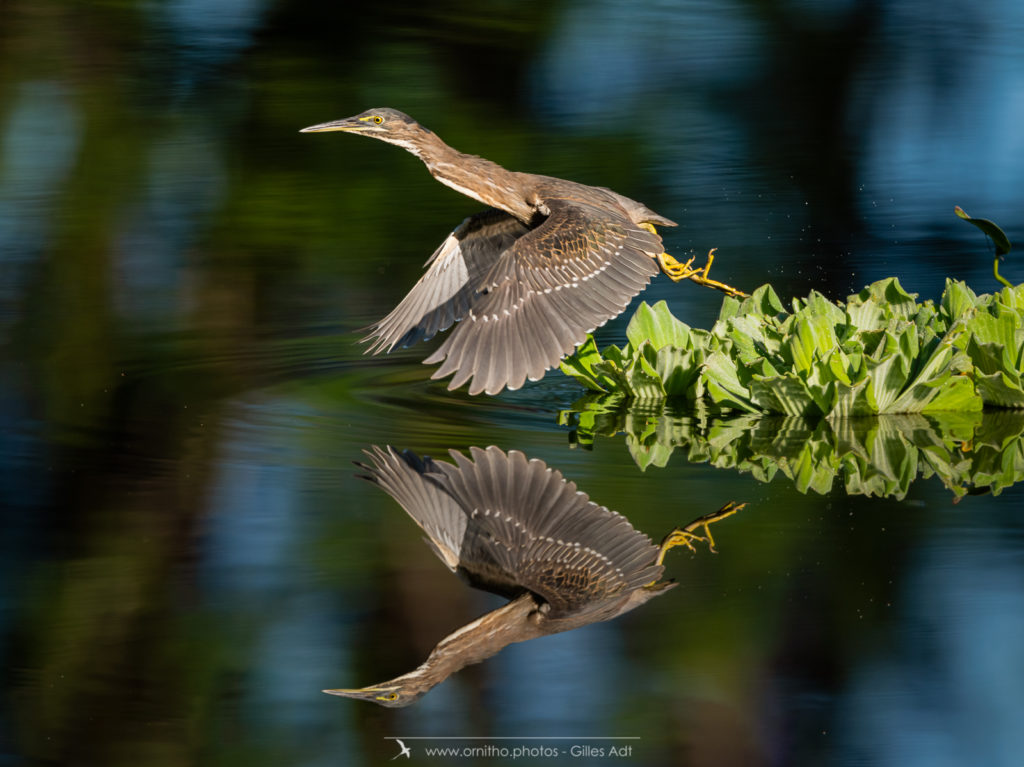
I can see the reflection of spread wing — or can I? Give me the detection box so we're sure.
[429,446,664,617]
[356,446,468,571]
[362,210,527,354]
[425,198,662,395]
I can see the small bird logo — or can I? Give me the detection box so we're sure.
[392,738,412,760]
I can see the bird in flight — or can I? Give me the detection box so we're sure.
[301,108,745,395]
[323,445,743,707]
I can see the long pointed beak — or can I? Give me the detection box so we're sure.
[299,119,362,134]
[322,686,389,697]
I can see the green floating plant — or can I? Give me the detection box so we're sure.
[561,278,1024,416]
[558,401,1024,500]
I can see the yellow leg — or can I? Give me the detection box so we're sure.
[639,223,748,298]
[655,501,746,565]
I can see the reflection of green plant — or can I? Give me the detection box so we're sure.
[562,278,1024,415]
[559,399,1024,500]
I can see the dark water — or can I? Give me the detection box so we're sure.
[3,1,1024,765]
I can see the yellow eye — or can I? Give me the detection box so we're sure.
[377,692,399,701]
[373,115,384,124]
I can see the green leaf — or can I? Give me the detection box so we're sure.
[920,375,983,413]
[887,330,982,413]
[803,362,838,414]
[560,336,612,392]
[829,380,874,417]
[955,206,1012,256]
[846,300,886,333]
[784,313,838,375]
[995,284,1024,314]
[825,348,854,385]
[802,290,847,325]
[735,283,786,318]
[966,309,1015,348]
[864,344,911,413]
[940,279,979,324]
[626,345,667,399]
[703,351,758,412]
[851,278,919,319]
[655,346,703,397]
[974,371,1024,408]
[626,301,693,350]
[716,294,743,322]
[967,311,1022,371]
[967,337,1010,377]
[750,375,820,416]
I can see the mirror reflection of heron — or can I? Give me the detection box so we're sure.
[301,109,746,395]
[327,445,742,707]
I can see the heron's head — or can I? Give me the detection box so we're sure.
[300,108,433,155]
[322,679,428,708]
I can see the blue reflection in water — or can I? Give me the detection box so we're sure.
[841,531,1024,766]
[145,0,270,93]
[531,0,763,126]
[491,622,620,731]
[247,591,349,728]
[0,82,81,329]
[113,126,227,324]
[199,400,361,759]
[163,0,270,51]
[202,418,304,597]
[533,0,1024,293]
[862,0,1024,233]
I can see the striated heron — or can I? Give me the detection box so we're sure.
[301,108,746,395]
[326,445,743,707]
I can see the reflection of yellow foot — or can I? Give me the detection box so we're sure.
[655,501,746,565]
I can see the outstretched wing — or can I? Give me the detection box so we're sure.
[362,210,528,354]
[356,446,468,571]
[429,446,664,616]
[425,198,662,395]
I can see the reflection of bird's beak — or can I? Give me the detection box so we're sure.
[299,119,362,133]
[322,686,389,697]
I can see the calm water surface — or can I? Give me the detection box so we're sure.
[3,2,1024,766]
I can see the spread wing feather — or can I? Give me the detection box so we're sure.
[425,199,661,395]
[428,446,664,616]
[361,445,665,616]
[356,446,468,571]
[363,196,664,395]
[362,210,528,354]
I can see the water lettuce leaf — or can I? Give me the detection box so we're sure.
[561,278,1024,415]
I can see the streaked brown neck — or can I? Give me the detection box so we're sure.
[415,131,537,223]
[388,593,544,696]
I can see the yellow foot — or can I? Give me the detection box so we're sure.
[658,248,748,298]
[655,501,746,565]
[640,222,748,298]
[657,251,702,281]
